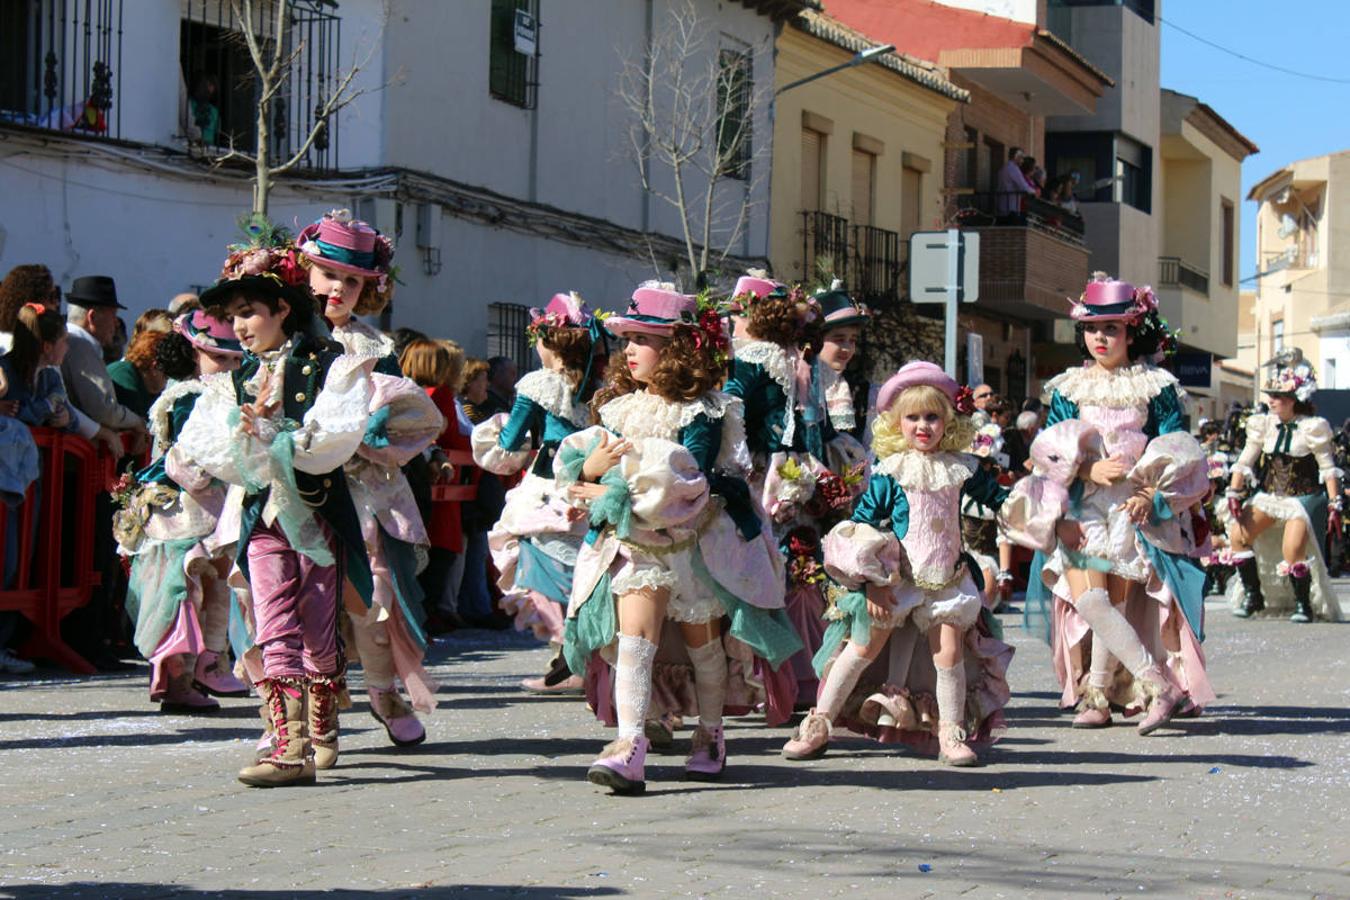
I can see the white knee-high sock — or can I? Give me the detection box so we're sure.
[935,662,967,733]
[686,639,727,729]
[1088,633,1115,690]
[614,633,658,741]
[817,642,872,719]
[200,580,231,653]
[349,615,396,690]
[1075,587,1154,678]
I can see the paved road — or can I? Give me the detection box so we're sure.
[1,588,1347,900]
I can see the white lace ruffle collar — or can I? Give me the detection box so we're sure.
[1044,362,1179,408]
[332,319,394,360]
[818,364,855,430]
[515,368,589,427]
[876,450,975,491]
[600,389,738,441]
[147,379,205,456]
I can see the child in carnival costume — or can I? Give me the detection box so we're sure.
[724,277,868,708]
[813,283,871,443]
[961,415,1010,610]
[177,222,380,787]
[472,291,606,695]
[1225,350,1343,622]
[1003,273,1214,733]
[116,310,251,712]
[783,362,1012,766]
[561,282,801,795]
[298,209,445,754]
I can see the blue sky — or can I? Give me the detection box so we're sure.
[1158,0,1350,282]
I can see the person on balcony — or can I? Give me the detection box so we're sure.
[995,148,1038,220]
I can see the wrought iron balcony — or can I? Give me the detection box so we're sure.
[1158,256,1209,295]
[851,224,901,306]
[953,192,1085,245]
[802,210,850,284]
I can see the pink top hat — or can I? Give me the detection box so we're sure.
[297,208,394,285]
[877,361,959,413]
[1069,271,1156,323]
[174,309,243,357]
[605,281,697,339]
[727,271,784,313]
[529,291,593,328]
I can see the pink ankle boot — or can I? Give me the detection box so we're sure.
[782,710,831,760]
[937,723,978,766]
[160,670,219,714]
[194,650,249,698]
[1072,686,1113,729]
[368,686,426,747]
[587,736,649,795]
[1136,668,1184,736]
[685,724,726,780]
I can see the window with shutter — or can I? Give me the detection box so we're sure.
[851,149,874,227]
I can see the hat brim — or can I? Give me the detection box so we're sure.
[66,294,127,310]
[605,316,676,339]
[199,275,312,316]
[299,248,384,282]
[821,313,868,330]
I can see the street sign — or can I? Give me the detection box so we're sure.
[908,229,979,305]
[907,228,980,377]
[514,10,538,56]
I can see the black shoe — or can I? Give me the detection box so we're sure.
[1290,572,1314,623]
[1233,555,1264,617]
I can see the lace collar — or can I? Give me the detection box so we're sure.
[1044,362,1179,409]
[735,339,801,446]
[147,379,205,456]
[600,389,737,441]
[875,450,975,491]
[818,363,855,430]
[516,368,589,427]
[331,319,394,360]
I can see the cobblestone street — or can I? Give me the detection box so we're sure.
[2,591,1347,899]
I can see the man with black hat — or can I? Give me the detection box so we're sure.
[60,276,148,448]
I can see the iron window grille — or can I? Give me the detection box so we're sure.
[0,0,125,140]
[489,0,538,110]
[716,45,751,180]
[851,225,901,306]
[180,0,342,170]
[802,210,850,286]
[487,302,534,374]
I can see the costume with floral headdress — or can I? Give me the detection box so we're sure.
[471,292,604,691]
[1225,351,1343,622]
[563,282,800,794]
[785,362,1012,763]
[1005,274,1213,728]
[115,310,250,712]
[299,209,444,748]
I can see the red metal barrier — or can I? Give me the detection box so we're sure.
[430,448,480,503]
[0,427,116,674]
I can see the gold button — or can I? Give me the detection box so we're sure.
[302,365,314,375]
[322,478,332,488]
[295,392,307,402]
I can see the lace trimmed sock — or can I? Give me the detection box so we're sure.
[1088,632,1115,691]
[934,662,967,734]
[686,638,728,729]
[1074,587,1154,678]
[816,641,872,720]
[614,633,658,741]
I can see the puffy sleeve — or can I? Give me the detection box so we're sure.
[822,474,909,589]
[497,393,544,453]
[679,413,722,474]
[175,372,256,487]
[1232,414,1267,481]
[1130,432,1211,517]
[1044,388,1078,427]
[1304,417,1343,483]
[357,373,445,468]
[291,355,377,475]
[558,426,709,537]
[472,412,533,475]
[1144,384,1186,438]
[998,476,1068,553]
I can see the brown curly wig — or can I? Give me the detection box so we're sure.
[745,294,806,346]
[0,265,56,333]
[591,325,725,415]
[539,327,594,394]
[299,256,392,317]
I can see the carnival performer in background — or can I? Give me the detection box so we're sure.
[1226,350,1343,622]
[472,292,605,695]
[561,282,800,795]
[783,362,1011,766]
[115,311,250,713]
[1006,273,1212,735]
[177,222,378,787]
[961,418,1009,612]
[724,278,866,709]
[298,209,444,757]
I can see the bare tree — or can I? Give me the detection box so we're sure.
[208,0,380,216]
[617,0,772,286]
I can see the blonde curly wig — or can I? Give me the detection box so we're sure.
[871,384,976,458]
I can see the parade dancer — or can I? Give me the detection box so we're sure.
[783,362,1011,766]
[115,311,250,712]
[1007,273,1213,733]
[177,224,378,787]
[298,209,444,757]
[725,279,866,709]
[561,282,800,795]
[1226,350,1343,622]
[471,292,603,695]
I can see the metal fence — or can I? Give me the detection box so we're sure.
[954,192,1086,244]
[1158,256,1210,295]
[802,210,850,286]
[852,224,901,306]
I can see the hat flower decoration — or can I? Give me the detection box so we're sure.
[200,214,310,312]
[1068,271,1157,324]
[297,208,396,292]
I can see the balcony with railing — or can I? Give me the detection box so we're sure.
[802,210,851,285]
[851,224,901,306]
[1158,256,1209,295]
[954,192,1086,245]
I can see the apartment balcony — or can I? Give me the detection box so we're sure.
[802,210,851,285]
[851,224,902,306]
[1158,256,1209,295]
[946,193,1089,320]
